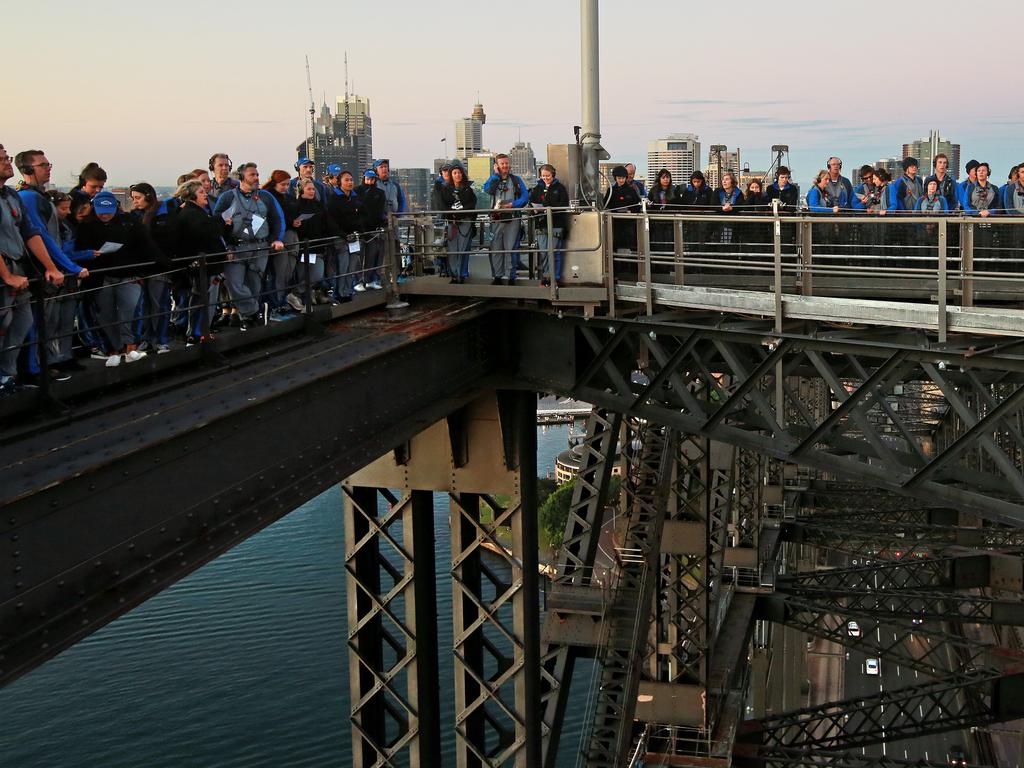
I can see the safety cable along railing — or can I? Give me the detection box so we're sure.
[0,231,394,412]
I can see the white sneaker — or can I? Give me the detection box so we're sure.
[105,354,122,367]
[370,281,383,290]
[354,282,367,293]
[124,350,147,363]
[156,344,171,354]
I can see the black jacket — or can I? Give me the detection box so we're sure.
[647,184,677,210]
[174,200,229,267]
[528,179,570,230]
[766,182,800,210]
[604,182,640,212]
[328,190,366,237]
[438,183,477,220]
[356,183,387,229]
[676,184,715,211]
[75,213,162,279]
[290,196,336,248]
[738,191,770,212]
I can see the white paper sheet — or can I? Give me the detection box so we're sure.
[98,242,123,254]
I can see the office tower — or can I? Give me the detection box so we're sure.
[455,101,487,162]
[703,147,741,189]
[300,93,373,177]
[392,168,432,211]
[509,141,537,180]
[646,133,701,190]
[903,130,961,179]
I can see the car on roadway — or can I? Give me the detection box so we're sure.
[949,745,967,766]
[847,620,861,637]
[912,617,924,625]
[865,658,880,675]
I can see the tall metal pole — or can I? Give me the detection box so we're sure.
[580,0,607,207]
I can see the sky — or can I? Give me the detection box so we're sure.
[7,0,1023,188]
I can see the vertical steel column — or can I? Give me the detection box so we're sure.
[450,391,540,768]
[344,486,441,768]
[345,486,386,767]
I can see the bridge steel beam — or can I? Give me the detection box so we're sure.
[735,671,1024,754]
[347,390,541,768]
[539,407,623,768]
[509,311,1024,525]
[0,310,500,688]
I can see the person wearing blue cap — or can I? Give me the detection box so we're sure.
[74,190,162,366]
[325,164,343,196]
[289,157,331,209]
[355,169,386,290]
[373,159,408,278]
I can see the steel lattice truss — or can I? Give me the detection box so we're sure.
[735,447,764,549]
[540,408,622,767]
[789,519,1024,559]
[585,421,676,768]
[650,434,734,688]
[344,487,426,767]
[449,491,531,767]
[541,316,1024,524]
[740,670,1024,751]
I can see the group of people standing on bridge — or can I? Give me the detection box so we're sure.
[602,155,1024,254]
[0,143,414,396]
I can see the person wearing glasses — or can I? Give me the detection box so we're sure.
[15,150,91,377]
[823,157,853,210]
[0,145,66,395]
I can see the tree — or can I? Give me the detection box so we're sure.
[538,482,574,549]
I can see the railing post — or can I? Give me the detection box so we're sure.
[545,206,556,300]
[604,211,616,318]
[772,200,783,333]
[641,201,653,315]
[385,214,410,310]
[300,241,324,336]
[961,221,974,307]
[673,218,685,286]
[937,219,947,343]
[800,219,813,296]
[30,274,66,415]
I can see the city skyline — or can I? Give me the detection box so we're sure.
[8,2,1021,188]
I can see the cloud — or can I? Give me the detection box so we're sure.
[660,98,798,108]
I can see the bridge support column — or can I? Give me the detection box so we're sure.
[345,390,540,768]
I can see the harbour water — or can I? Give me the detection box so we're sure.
[0,423,593,767]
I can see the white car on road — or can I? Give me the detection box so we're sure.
[847,620,861,637]
[865,658,880,675]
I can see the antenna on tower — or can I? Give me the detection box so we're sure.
[304,55,316,159]
[343,52,351,137]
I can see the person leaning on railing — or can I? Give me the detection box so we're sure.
[0,145,66,396]
[74,190,163,367]
[736,179,769,251]
[172,178,231,344]
[962,162,1003,271]
[529,163,569,287]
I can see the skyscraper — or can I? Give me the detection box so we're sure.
[455,101,487,162]
[902,130,960,179]
[300,93,373,176]
[646,133,701,190]
[455,118,483,161]
[393,168,432,211]
[509,141,537,180]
